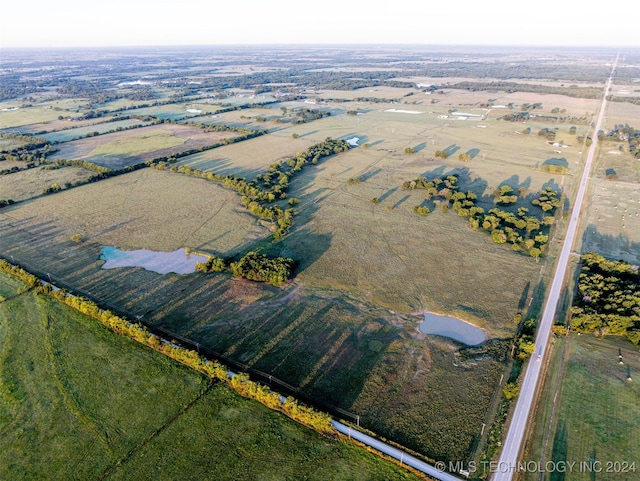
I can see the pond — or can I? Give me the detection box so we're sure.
[99,246,209,275]
[419,312,486,346]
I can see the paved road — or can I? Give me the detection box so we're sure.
[332,421,463,481]
[492,57,618,481]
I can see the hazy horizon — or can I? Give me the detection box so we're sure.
[2,0,638,49]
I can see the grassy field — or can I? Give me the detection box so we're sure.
[0,272,206,480]
[175,132,317,177]
[0,272,420,481]
[117,103,221,121]
[0,165,95,202]
[0,168,268,255]
[41,118,148,143]
[0,99,91,129]
[1,116,116,135]
[578,98,640,264]
[0,87,592,463]
[522,334,640,481]
[48,124,241,169]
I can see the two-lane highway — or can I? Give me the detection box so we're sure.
[492,56,618,481]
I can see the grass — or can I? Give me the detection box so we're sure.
[3,116,117,135]
[578,98,640,264]
[175,132,317,178]
[109,383,420,481]
[0,168,268,255]
[0,271,420,481]
[0,165,95,202]
[117,103,219,121]
[0,273,206,480]
[48,124,241,169]
[0,101,88,129]
[522,334,640,481]
[89,128,187,157]
[40,118,148,143]
[0,87,604,464]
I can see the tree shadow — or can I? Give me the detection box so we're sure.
[443,144,460,156]
[581,223,640,265]
[466,148,481,159]
[378,186,397,203]
[361,168,382,181]
[393,194,410,209]
[413,141,427,152]
[518,281,530,312]
[550,420,568,481]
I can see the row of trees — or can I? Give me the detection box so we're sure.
[402,175,559,258]
[570,252,640,346]
[158,137,349,240]
[0,258,334,433]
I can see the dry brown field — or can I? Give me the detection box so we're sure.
[0,166,95,202]
[578,99,640,264]
[175,132,317,176]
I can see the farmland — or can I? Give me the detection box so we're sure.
[0,165,95,202]
[522,334,640,481]
[1,44,638,474]
[0,272,419,481]
[47,124,242,169]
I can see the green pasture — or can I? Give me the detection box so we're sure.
[0,272,419,481]
[522,334,640,481]
[109,383,419,481]
[118,103,219,121]
[0,271,24,300]
[0,273,206,480]
[0,106,70,129]
[0,99,91,129]
[0,166,95,203]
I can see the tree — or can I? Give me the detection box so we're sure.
[502,383,520,400]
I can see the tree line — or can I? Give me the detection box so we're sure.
[156,137,350,240]
[570,252,640,346]
[0,258,334,434]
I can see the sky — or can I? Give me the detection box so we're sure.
[1,0,638,49]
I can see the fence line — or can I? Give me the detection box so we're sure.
[0,254,359,425]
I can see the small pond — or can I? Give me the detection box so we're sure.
[99,246,209,275]
[419,312,486,346]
